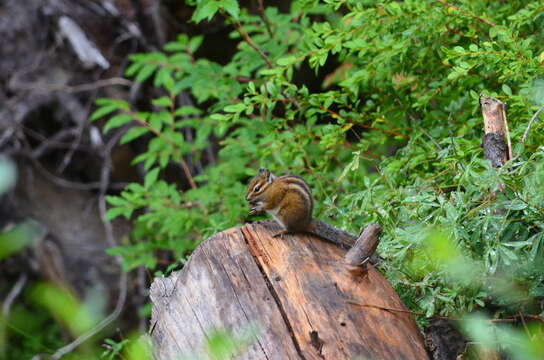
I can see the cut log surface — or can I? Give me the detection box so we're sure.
[150,220,428,360]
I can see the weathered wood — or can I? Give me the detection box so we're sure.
[150,227,301,360]
[150,220,428,359]
[480,94,511,167]
[344,223,382,266]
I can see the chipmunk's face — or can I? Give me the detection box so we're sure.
[245,168,276,203]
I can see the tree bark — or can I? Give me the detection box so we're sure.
[480,94,511,167]
[150,220,428,360]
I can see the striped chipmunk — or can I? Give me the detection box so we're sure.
[245,168,357,249]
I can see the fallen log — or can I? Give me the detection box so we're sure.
[150,220,428,359]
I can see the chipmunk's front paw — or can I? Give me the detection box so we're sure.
[248,207,261,216]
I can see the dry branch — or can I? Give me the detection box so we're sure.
[344,223,382,266]
[479,94,511,168]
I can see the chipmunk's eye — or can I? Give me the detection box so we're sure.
[253,185,261,192]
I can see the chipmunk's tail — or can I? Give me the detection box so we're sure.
[307,219,357,250]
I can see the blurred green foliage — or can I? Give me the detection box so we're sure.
[86,0,544,358]
[0,221,45,261]
[100,328,252,360]
[463,314,544,360]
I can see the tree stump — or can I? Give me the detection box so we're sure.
[150,220,428,359]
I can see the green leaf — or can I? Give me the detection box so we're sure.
[224,103,246,113]
[106,195,125,206]
[209,113,229,121]
[144,168,160,188]
[105,206,129,221]
[453,46,464,53]
[152,96,172,108]
[192,1,220,23]
[135,64,157,83]
[489,26,498,39]
[221,0,240,19]
[503,199,527,211]
[502,84,512,96]
[104,114,133,133]
[175,106,202,116]
[149,114,164,131]
[276,56,298,66]
[154,67,174,89]
[120,127,148,144]
[90,105,118,121]
[0,221,43,260]
[164,42,185,52]
[125,62,143,77]
[259,68,283,76]
[529,233,543,261]
[188,36,204,53]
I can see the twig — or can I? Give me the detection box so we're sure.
[347,300,544,323]
[346,299,459,320]
[256,0,273,38]
[435,0,496,27]
[232,20,273,68]
[178,156,198,189]
[490,313,544,324]
[276,97,407,139]
[40,130,128,360]
[521,104,544,143]
[2,274,28,316]
[149,0,166,46]
[128,113,198,189]
[420,127,442,150]
[28,156,127,190]
[45,273,127,360]
[55,94,91,173]
[31,128,79,158]
[177,93,205,180]
[519,312,531,338]
[0,128,15,148]
[447,116,466,172]
[11,78,132,94]
[19,127,125,191]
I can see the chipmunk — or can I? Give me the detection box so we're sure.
[245,168,357,249]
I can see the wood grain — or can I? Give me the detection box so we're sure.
[150,221,428,359]
[242,221,428,360]
[150,227,301,359]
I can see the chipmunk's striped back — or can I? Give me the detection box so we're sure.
[277,175,313,216]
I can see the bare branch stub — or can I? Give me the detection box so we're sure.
[344,223,382,266]
[479,95,511,168]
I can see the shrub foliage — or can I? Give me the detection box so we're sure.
[92,0,544,337]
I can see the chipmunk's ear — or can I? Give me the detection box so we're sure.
[258,168,275,182]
